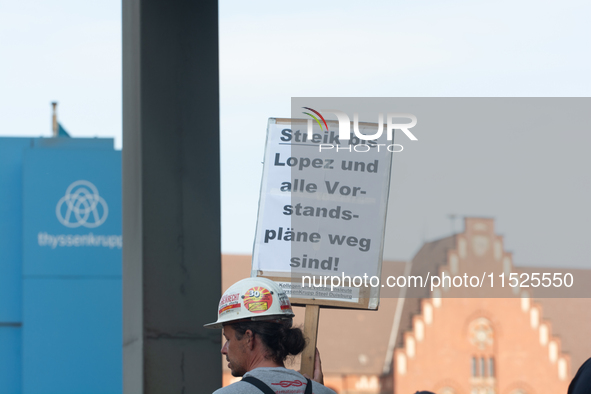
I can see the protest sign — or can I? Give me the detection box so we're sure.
[252,118,394,310]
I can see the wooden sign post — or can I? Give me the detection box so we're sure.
[251,117,394,376]
[301,305,320,377]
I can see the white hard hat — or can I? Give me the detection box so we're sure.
[204,277,294,329]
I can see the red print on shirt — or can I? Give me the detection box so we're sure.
[271,380,306,387]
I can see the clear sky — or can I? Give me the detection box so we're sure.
[1,0,590,266]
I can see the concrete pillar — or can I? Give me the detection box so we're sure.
[122,0,221,392]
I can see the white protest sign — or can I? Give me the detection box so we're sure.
[252,118,393,309]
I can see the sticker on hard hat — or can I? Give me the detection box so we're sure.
[278,292,292,311]
[218,293,241,316]
[243,287,273,313]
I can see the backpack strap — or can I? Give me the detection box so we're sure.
[241,376,277,394]
[304,378,313,394]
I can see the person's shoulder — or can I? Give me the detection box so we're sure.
[250,367,336,394]
[569,357,591,394]
[212,369,300,394]
[213,368,336,394]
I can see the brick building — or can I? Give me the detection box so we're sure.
[220,217,591,393]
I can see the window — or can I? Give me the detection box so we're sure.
[480,357,485,377]
[469,318,496,394]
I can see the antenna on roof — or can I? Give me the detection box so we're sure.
[51,102,58,137]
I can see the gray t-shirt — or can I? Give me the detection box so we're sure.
[213,367,336,394]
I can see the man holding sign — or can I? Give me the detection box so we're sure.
[205,277,335,394]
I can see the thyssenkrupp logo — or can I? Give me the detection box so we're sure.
[56,180,108,228]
